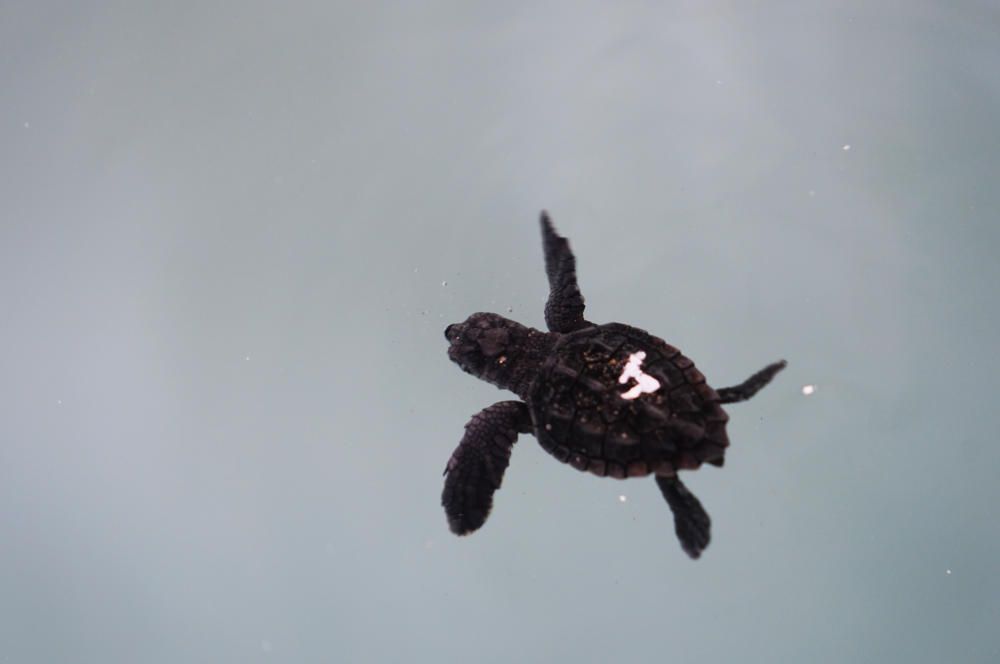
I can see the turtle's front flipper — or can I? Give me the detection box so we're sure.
[442,401,533,535]
[540,211,592,333]
[654,474,711,559]
[717,360,787,404]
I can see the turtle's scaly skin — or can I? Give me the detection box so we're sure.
[530,323,729,479]
[442,212,786,558]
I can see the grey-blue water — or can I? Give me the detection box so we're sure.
[3,3,998,662]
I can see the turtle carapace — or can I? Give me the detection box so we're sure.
[442,212,786,558]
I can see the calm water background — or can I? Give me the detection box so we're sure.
[3,2,999,662]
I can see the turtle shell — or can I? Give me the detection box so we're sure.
[527,323,730,479]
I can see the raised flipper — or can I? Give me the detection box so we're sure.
[717,360,787,404]
[655,474,711,559]
[442,401,533,535]
[540,211,592,333]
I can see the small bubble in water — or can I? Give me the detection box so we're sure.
[506,306,513,313]
[842,144,851,151]
[802,384,816,396]
[946,569,952,575]
[618,495,627,503]
[441,280,448,287]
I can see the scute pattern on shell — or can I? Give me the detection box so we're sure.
[529,323,730,478]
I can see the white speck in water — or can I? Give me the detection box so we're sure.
[946,569,952,575]
[506,306,513,313]
[441,280,448,287]
[842,144,851,151]
[57,399,62,405]
[808,190,816,197]
[618,495,627,503]
[23,122,30,128]
[618,351,661,400]
[802,384,816,396]
[261,639,272,652]
[716,80,723,85]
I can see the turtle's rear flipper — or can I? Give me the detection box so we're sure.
[655,474,711,559]
[717,360,787,404]
[442,401,533,535]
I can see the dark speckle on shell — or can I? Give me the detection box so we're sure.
[528,323,728,477]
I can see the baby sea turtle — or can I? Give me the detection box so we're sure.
[442,212,786,558]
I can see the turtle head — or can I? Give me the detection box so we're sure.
[445,312,549,397]
[445,312,518,381]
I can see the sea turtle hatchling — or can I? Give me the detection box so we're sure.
[442,212,786,558]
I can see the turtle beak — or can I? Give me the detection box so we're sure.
[444,324,459,342]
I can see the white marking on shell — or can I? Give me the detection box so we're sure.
[618,351,661,400]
